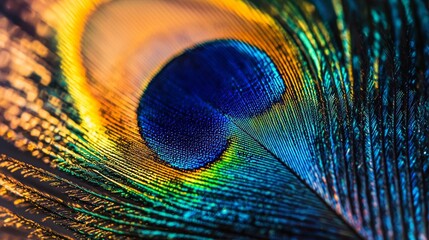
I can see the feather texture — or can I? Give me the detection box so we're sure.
[0,0,428,239]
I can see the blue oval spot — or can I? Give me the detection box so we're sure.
[138,40,285,170]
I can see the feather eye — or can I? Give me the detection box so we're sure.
[0,0,428,239]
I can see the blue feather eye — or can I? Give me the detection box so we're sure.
[0,0,428,239]
[138,40,285,170]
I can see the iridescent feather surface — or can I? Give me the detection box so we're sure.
[0,0,428,239]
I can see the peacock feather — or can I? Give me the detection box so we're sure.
[0,0,428,239]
